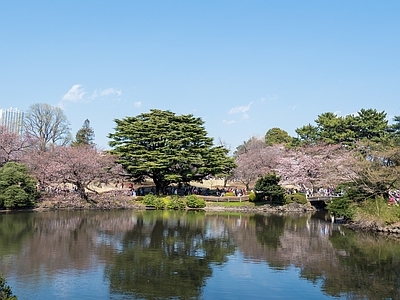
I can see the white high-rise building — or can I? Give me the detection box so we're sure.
[0,107,24,134]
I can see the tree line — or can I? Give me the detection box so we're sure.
[2,103,400,223]
[233,108,400,220]
[0,104,235,208]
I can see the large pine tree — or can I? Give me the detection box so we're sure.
[108,109,235,194]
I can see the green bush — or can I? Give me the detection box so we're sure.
[0,162,37,209]
[166,195,186,210]
[254,173,286,205]
[185,195,206,208]
[224,192,235,197]
[142,194,165,209]
[284,193,307,205]
[143,194,157,206]
[248,192,257,202]
[327,197,354,219]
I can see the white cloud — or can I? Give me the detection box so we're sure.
[134,101,141,108]
[90,88,122,99]
[228,101,253,120]
[99,88,122,97]
[223,119,236,125]
[62,84,86,102]
[228,102,253,115]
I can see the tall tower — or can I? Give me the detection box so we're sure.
[0,107,24,134]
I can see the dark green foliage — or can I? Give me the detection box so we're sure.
[71,119,95,146]
[327,197,354,219]
[285,193,307,205]
[254,173,286,205]
[0,162,37,209]
[388,115,400,143]
[295,108,390,146]
[185,195,206,208]
[294,123,319,145]
[108,110,236,194]
[0,274,17,300]
[265,127,292,146]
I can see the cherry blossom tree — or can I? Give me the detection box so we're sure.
[0,126,30,167]
[24,146,121,201]
[233,144,284,190]
[275,143,356,193]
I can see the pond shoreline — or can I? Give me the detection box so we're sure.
[4,191,400,237]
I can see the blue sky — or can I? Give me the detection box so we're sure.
[1,1,399,151]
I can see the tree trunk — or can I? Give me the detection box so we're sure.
[76,182,88,201]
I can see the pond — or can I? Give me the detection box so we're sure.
[0,210,399,299]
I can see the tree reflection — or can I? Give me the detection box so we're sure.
[104,211,235,299]
[323,230,400,300]
[251,214,285,250]
[0,212,34,256]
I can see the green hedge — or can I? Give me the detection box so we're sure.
[142,194,205,210]
[284,193,307,205]
[185,195,206,208]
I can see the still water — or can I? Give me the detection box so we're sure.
[0,210,399,300]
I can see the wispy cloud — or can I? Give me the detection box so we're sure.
[257,97,266,103]
[134,101,141,108]
[60,84,123,109]
[228,101,253,120]
[90,88,122,99]
[223,119,236,125]
[62,84,86,102]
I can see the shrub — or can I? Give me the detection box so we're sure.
[224,192,235,197]
[327,197,354,219]
[143,194,157,206]
[142,194,165,209]
[166,195,186,210]
[248,192,257,202]
[284,193,307,205]
[185,195,206,208]
[0,162,37,209]
[254,173,286,205]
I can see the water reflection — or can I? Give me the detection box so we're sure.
[0,210,399,299]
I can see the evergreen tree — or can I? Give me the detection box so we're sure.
[0,273,17,300]
[108,109,236,194]
[264,127,292,146]
[254,173,286,205]
[71,119,95,147]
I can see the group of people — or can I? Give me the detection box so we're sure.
[389,190,400,205]
[118,181,247,198]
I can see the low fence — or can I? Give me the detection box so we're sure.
[199,195,250,202]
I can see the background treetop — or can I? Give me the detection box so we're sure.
[24,103,72,151]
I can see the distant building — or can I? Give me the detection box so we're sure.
[0,107,24,134]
